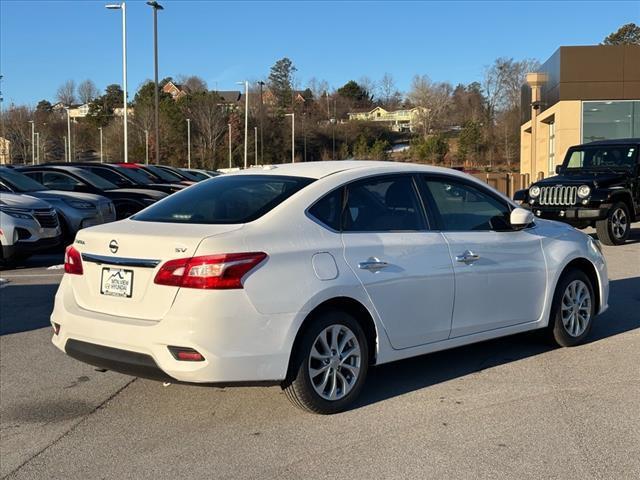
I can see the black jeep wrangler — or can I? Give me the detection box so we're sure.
[514,138,639,245]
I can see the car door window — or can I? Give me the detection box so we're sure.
[87,167,130,187]
[343,175,426,232]
[424,178,511,231]
[41,171,83,191]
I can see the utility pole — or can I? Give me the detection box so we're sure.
[236,80,248,168]
[258,81,264,163]
[35,132,40,164]
[99,127,103,162]
[29,120,35,164]
[228,123,232,169]
[146,1,163,164]
[286,113,295,163]
[254,126,258,166]
[145,129,149,164]
[186,118,191,168]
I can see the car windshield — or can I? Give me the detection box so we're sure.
[114,166,153,185]
[145,165,183,182]
[69,169,118,189]
[562,145,637,171]
[133,174,314,224]
[0,168,47,192]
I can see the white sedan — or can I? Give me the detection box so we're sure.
[52,161,609,414]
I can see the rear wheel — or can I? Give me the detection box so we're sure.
[548,269,595,347]
[283,310,369,414]
[596,202,630,246]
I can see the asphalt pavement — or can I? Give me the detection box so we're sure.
[1,229,639,479]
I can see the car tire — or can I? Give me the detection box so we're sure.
[596,202,630,246]
[547,269,595,347]
[283,310,369,414]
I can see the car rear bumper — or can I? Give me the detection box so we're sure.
[50,277,298,384]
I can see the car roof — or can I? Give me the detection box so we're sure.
[583,138,640,146]
[231,160,456,180]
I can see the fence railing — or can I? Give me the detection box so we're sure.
[470,172,545,198]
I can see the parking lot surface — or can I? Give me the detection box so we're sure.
[1,228,639,480]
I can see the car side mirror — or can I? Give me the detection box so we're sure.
[510,207,534,230]
[555,165,562,174]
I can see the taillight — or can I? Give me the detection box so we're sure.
[154,252,267,289]
[64,246,83,275]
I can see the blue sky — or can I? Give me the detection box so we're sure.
[1,0,638,106]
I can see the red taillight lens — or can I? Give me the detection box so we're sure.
[154,252,267,289]
[64,246,83,275]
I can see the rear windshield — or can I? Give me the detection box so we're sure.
[132,174,314,224]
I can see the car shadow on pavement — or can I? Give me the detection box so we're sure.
[0,284,59,335]
[354,276,640,410]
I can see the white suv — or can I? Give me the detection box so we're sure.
[51,162,608,413]
[0,192,61,265]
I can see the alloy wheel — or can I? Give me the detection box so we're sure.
[560,279,592,337]
[611,208,628,239]
[308,325,361,401]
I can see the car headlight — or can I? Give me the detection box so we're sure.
[529,185,541,198]
[64,199,95,210]
[577,185,591,199]
[0,207,33,220]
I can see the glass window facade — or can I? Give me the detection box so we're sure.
[582,101,640,142]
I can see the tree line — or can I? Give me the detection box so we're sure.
[2,23,637,170]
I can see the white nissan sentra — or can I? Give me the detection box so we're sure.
[52,161,608,414]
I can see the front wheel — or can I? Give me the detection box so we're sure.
[596,202,630,246]
[283,311,369,414]
[548,269,595,347]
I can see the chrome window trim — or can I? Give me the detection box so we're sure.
[81,253,161,268]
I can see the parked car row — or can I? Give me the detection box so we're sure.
[0,162,220,265]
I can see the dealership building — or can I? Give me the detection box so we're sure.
[520,44,640,177]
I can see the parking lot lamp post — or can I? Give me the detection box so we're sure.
[146,1,163,164]
[236,81,248,169]
[99,127,103,162]
[106,2,128,163]
[228,123,232,169]
[254,126,258,166]
[257,81,265,164]
[65,108,72,162]
[285,113,295,163]
[144,129,149,164]
[28,120,35,164]
[63,135,67,162]
[35,132,40,164]
[186,118,191,168]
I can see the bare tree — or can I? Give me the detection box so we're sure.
[4,106,34,163]
[78,80,99,104]
[358,76,377,102]
[56,80,76,106]
[306,77,329,102]
[187,92,228,169]
[408,75,453,135]
[177,75,208,93]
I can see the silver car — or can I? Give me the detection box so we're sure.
[0,167,116,243]
[0,192,61,265]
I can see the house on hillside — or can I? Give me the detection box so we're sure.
[262,90,308,107]
[348,106,427,132]
[68,103,91,119]
[162,81,188,101]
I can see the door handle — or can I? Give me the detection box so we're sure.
[455,250,480,264]
[358,257,389,272]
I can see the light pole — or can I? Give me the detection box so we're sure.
[285,113,295,163]
[65,108,72,162]
[35,132,40,164]
[186,118,191,168]
[28,120,35,164]
[254,126,258,166]
[99,127,103,162]
[106,2,128,163]
[257,80,265,164]
[236,81,248,168]
[146,1,163,164]
[63,136,67,162]
[144,129,149,164]
[227,123,232,169]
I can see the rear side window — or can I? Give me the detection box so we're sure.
[343,175,426,232]
[133,175,314,224]
[308,188,343,231]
